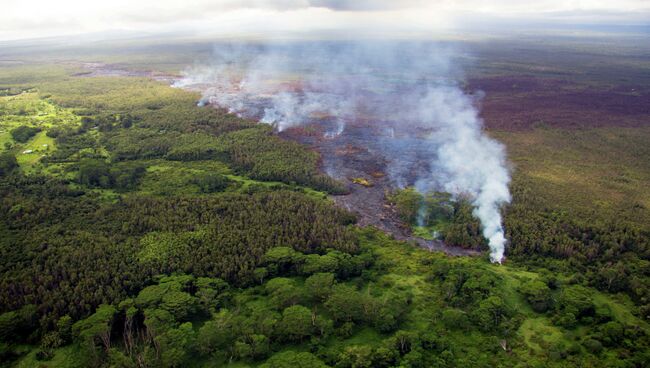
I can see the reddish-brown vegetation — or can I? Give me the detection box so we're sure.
[469,76,650,131]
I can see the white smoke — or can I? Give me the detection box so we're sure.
[175,41,511,262]
[174,43,357,136]
[414,86,511,263]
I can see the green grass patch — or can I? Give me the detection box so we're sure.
[517,317,567,354]
[494,127,650,226]
[14,344,83,368]
[15,131,55,168]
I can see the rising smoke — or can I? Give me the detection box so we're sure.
[174,41,511,262]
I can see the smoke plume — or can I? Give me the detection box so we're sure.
[175,41,511,262]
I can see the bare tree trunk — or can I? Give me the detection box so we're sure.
[124,316,134,357]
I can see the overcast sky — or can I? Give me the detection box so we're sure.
[1,0,649,41]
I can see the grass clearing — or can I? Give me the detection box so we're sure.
[517,317,566,354]
[138,160,327,199]
[493,127,650,225]
[15,131,55,168]
[14,344,82,368]
[1,91,80,173]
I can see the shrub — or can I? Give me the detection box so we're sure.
[10,125,40,143]
[0,153,18,176]
[583,338,603,354]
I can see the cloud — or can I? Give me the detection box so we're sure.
[0,0,648,41]
[308,0,424,11]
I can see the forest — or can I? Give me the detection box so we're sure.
[0,62,648,368]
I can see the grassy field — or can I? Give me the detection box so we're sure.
[493,127,650,226]
[0,91,80,172]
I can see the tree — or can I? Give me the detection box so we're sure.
[247,334,271,359]
[520,280,552,313]
[196,318,230,355]
[161,291,197,321]
[280,305,313,342]
[325,284,363,322]
[0,311,21,342]
[77,159,145,190]
[472,296,508,331]
[118,300,137,358]
[143,308,176,342]
[583,339,603,354]
[400,348,425,368]
[157,322,195,368]
[373,346,397,368]
[195,277,229,313]
[192,173,231,193]
[423,192,454,224]
[598,321,625,346]
[387,187,422,224]
[263,247,304,275]
[305,273,335,302]
[301,254,341,275]
[266,278,304,309]
[556,285,595,324]
[38,331,63,360]
[337,345,374,368]
[56,315,73,344]
[77,159,111,188]
[259,351,328,368]
[254,267,269,284]
[10,125,40,143]
[0,152,18,176]
[73,304,117,356]
[385,330,419,357]
[441,309,469,330]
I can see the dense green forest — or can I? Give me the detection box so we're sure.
[0,64,649,368]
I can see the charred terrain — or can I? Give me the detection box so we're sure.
[0,35,649,367]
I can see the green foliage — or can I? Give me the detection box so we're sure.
[472,295,510,332]
[0,152,18,176]
[10,125,40,143]
[443,196,487,249]
[219,127,346,194]
[305,273,335,302]
[387,188,486,248]
[0,175,356,330]
[77,159,145,190]
[520,280,552,313]
[441,308,470,330]
[279,305,313,341]
[1,63,649,368]
[72,304,117,358]
[553,285,596,328]
[160,291,197,321]
[260,351,328,368]
[583,338,603,354]
[157,322,195,367]
[325,284,364,323]
[164,133,227,161]
[266,278,304,309]
[191,172,231,193]
[0,304,36,342]
[336,344,374,368]
[387,187,422,224]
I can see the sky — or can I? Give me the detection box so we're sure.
[1,0,649,41]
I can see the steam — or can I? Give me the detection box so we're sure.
[415,87,511,262]
[175,41,511,262]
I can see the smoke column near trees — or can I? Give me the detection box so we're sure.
[174,41,511,262]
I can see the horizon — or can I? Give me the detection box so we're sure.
[1,0,649,42]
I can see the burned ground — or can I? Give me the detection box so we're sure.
[469,76,650,131]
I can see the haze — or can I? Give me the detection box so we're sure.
[2,0,649,41]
